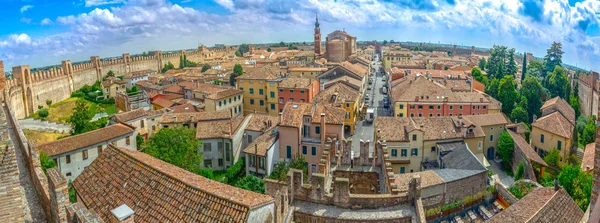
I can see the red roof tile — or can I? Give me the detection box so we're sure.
[37,123,135,156]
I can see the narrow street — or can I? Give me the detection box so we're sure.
[351,54,391,160]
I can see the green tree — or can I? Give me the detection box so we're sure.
[582,118,596,145]
[486,45,509,79]
[520,76,544,122]
[46,99,52,107]
[68,180,76,203]
[479,57,486,70]
[106,70,115,77]
[383,40,388,45]
[179,55,184,69]
[238,44,250,56]
[267,47,272,52]
[570,96,581,119]
[514,161,525,180]
[521,53,527,81]
[507,48,518,76]
[510,106,528,123]
[183,54,187,68]
[68,100,92,135]
[543,42,564,75]
[526,60,544,81]
[471,67,488,85]
[40,151,56,174]
[498,131,514,164]
[144,127,203,174]
[558,165,592,210]
[201,64,211,72]
[498,75,519,114]
[548,66,569,99]
[544,149,561,167]
[485,78,500,98]
[234,64,243,76]
[38,109,49,118]
[235,175,265,194]
[136,133,144,149]
[161,61,175,73]
[268,154,308,182]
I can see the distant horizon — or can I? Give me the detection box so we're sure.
[2,0,599,70]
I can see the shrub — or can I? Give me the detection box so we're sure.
[224,157,245,184]
[71,92,85,98]
[37,109,49,118]
[199,168,214,179]
[37,105,44,110]
[40,151,55,174]
[515,161,525,180]
[46,99,52,106]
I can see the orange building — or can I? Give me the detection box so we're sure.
[277,77,320,112]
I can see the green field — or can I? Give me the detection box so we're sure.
[30,97,116,124]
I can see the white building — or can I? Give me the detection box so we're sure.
[37,123,137,181]
[123,69,156,88]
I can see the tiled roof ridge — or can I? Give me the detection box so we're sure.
[526,188,559,223]
[534,112,571,137]
[39,123,134,150]
[109,145,273,209]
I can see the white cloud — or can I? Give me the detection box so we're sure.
[214,0,234,11]
[41,18,53,25]
[85,0,124,7]
[20,17,32,24]
[20,5,33,13]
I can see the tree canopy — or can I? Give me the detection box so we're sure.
[68,100,92,135]
[498,75,519,114]
[498,131,514,164]
[471,67,488,85]
[558,165,592,210]
[144,127,203,174]
[548,66,569,99]
[520,76,544,122]
[543,42,564,75]
[478,57,486,70]
[237,44,250,56]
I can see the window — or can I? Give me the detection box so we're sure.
[346,103,350,108]
[449,105,453,110]
[311,146,317,156]
[429,114,433,117]
[289,98,294,102]
[418,105,423,109]
[204,159,213,168]
[271,104,275,110]
[82,149,88,160]
[126,136,131,145]
[557,141,562,150]
[473,105,476,109]
[410,113,414,117]
[250,99,255,105]
[437,113,441,116]
[204,143,212,152]
[300,99,305,102]
[411,148,418,156]
[400,167,405,173]
[53,158,58,165]
[260,100,265,106]
[270,92,275,98]
[311,164,317,174]
[249,155,256,167]
[225,143,231,161]
[490,134,494,142]
[391,149,398,157]
[478,141,482,150]
[459,105,463,110]
[431,147,436,153]
[410,105,415,109]
[259,89,264,95]
[287,146,292,159]
[97,145,102,154]
[229,98,232,103]
[66,155,71,164]
[412,134,417,141]
[141,120,145,128]
[401,149,407,157]
[418,113,422,117]
[483,105,487,109]
[315,126,321,134]
[259,157,265,169]
[302,146,308,155]
[429,105,434,109]
[66,172,72,177]
[249,88,254,94]
[399,113,404,117]
[541,134,545,143]
[437,105,441,110]
[290,89,294,93]
[279,97,284,104]
[345,112,350,119]
[279,88,283,92]
[449,113,453,116]
[218,159,223,167]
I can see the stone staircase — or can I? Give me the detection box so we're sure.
[18,118,72,134]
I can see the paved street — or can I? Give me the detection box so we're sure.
[351,54,392,160]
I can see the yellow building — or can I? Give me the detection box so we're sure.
[383,50,412,70]
[266,79,280,116]
[101,77,127,99]
[191,83,244,116]
[313,82,359,133]
[288,67,328,79]
[236,65,283,116]
[531,97,575,158]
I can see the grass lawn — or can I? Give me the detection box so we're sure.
[30,97,115,124]
[23,129,68,145]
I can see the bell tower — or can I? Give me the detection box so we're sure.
[314,13,322,55]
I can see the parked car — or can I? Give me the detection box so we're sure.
[366,108,375,123]
[382,87,388,94]
[367,85,372,90]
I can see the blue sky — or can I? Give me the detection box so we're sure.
[2,0,600,71]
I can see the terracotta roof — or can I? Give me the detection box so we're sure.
[532,112,573,138]
[171,103,200,113]
[113,108,147,122]
[123,69,155,79]
[314,82,359,107]
[102,77,126,87]
[394,170,444,192]
[278,77,313,89]
[243,132,277,156]
[152,97,175,108]
[246,114,279,132]
[163,85,183,94]
[195,115,245,139]
[161,110,230,124]
[73,145,274,223]
[462,113,508,127]
[37,124,135,156]
[391,76,488,103]
[325,76,361,90]
[582,143,595,172]
[487,188,583,223]
[374,117,413,142]
[279,102,345,128]
[339,61,367,78]
[237,65,282,80]
[193,83,243,100]
[540,97,575,125]
[508,130,547,166]
[411,117,463,140]
[507,123,530,134]
[288,67,328,72]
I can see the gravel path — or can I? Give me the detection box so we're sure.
[5,108,47,222]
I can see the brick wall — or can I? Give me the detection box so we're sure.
[443,171,487,204]
[496,182,518,205]
[47,168,69,223]
[333,170,380,194]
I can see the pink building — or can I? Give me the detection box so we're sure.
[277,77,320,112]
[278,102,345,175]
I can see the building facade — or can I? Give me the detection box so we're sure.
[236,65,283,116]
[277,77,320,112]
[325,30,357,63]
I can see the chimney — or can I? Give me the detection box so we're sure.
[320,113,326,146]
[111,204,134,223]
[554,178,559,191]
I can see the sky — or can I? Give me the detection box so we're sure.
[1,0,600,71]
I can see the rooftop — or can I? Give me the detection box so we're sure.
[195,115,245,139]
[314,82,360,107]
[507,130,547,166]
[161,110,230,123]
[237,65,282,80]
[532,111,573,138]
[391,76,488,103]
[279,102,345,128]
[73,145,274,222]
[278,77,313,89]
[246,114,279,132]
[462,113,508,127]
[540,96,575,125]
[37,123,135,156]
[582,143,595,172]
[242,131,278,156]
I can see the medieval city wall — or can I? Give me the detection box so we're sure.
[578,73,599,118]
[3,46,237,119]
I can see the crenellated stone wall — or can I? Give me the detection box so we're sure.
[1,45,237,119]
